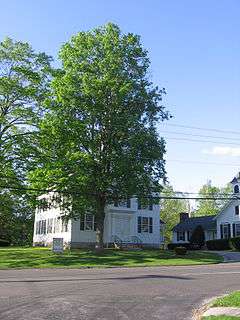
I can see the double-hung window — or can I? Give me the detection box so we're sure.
[80,214,96,231]
[137,216,153,233]
[177,231,185,241]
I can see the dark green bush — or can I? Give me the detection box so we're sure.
[190,225,205,249]
[168,243,191,250]
[0,239,10,247]
[174,246,187,255]
[230,237,240,251]
[206,239,230,250]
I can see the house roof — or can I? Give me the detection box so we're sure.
[172,215,216,232]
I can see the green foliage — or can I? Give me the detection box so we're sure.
[0,37,52,244]
[30,23,169,247]
[206,239,231,250]
[194,182,232,217]
[212,291,240,308]
[230,237,240,251]
[190,225,205,248]
[160,184,188,243]
[174,246,187,255]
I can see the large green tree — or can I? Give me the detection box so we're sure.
[0,37,52,243]
[160,185,189,244]
[31,23,170,248]
[194,182,232,217]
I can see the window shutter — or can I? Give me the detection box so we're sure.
[94,216,97,231]
[177,231,179,242]
[137,216,142,233]
[187,231,190,241]
[149,217,153,233]
[138,199,141,210]
[80,215,85,230]
[235,206,239,215]
[220,225,223,239]
[228,224,231,239]
[127,198,131,208]
[233,223,236,237]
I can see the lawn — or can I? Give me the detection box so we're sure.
[202,292,240,320]
[0,247,223,269]
[212,292,240,308]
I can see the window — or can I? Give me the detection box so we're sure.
[61,219,68,232]
[221,224,230,239]
[47,218,53,233]
[80,214,96,231]
[187,231,191,241]
[234,185,239,194]
[53,217,60,233]
[233,223,240,237]
[137,216,153,233]
[235,206,239,215]
[177,231,185,241]
[35,220,46,235]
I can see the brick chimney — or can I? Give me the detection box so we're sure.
[180,212,189,222]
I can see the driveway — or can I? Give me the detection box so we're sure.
[213,251,240,262]
[0,263,240,320]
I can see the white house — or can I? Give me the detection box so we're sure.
[172,173,240,244]
[33,194,164,248]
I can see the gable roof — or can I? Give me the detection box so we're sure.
[172,215,216,232]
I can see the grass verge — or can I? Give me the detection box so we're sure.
[212,292,240,308]
[0,247,223,269]
[203,316,240,320]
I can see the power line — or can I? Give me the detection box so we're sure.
[161,123,240,136]
[160,130,240,142]
[167,159,240,167]
[0,184,239,201]
[162,136,240,146]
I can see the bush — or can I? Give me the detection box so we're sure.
[174,246,187,255]
[206,239,230,250]
[168,243,192,250]
[230,237,240,251]
[190,225,205,249]
[0,239,10,247]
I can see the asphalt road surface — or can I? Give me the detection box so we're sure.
[1,263,240,320]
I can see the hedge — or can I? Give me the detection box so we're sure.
[206,239,230,250]
[174,246,187,255]
[168,243,192,250]
[230,237,240,251]
[0,239,10,247]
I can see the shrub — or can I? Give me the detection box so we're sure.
[230,237,240,251]
[0,239,10,247]
[168,243,191,250]
[190,225,205,249]
[206,239,230,250]
[174,246,187,255]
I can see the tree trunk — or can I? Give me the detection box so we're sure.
[95,197,106,250]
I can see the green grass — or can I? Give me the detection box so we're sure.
[212,292,240,308]
[202,292,240,320]
[203,316,240,320]
[0,247,223,269]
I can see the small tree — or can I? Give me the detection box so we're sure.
[190,225,205,248]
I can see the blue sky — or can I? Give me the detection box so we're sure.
[1,0,240,192]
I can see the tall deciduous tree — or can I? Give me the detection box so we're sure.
[31,23,169,248]
[160,185,189,244]
[0,37,52,243]
[194,181,231,217]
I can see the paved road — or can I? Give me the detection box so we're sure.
[0,263,240,320]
